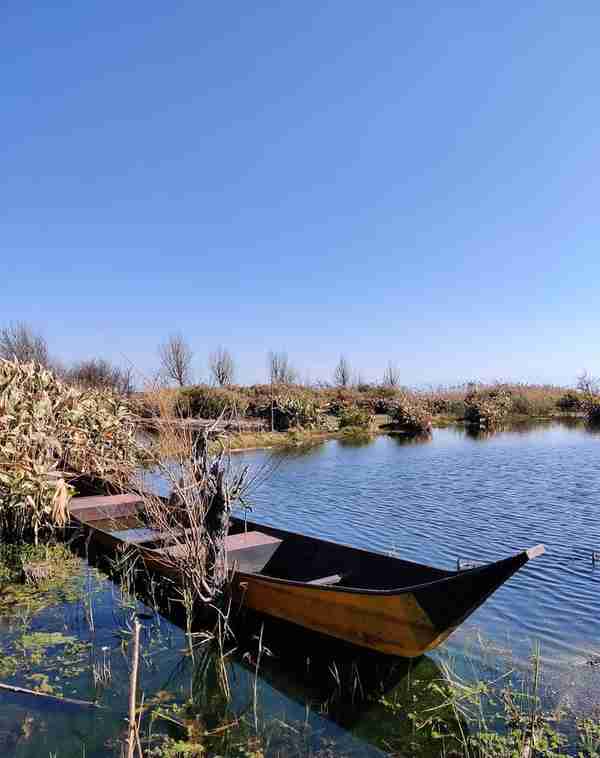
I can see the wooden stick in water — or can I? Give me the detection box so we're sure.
[0,682,102,708]
[126,617,142,758]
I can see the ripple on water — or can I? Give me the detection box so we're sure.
[233,422,600,668]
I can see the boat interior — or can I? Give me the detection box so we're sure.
[70,495,453,592]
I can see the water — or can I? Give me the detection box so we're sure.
[2,420,600,756]
[229,421,600,669]
[0,559,439,756]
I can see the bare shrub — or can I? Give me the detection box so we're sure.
[158,333,193,387]
[139,392,267,607]
[66,358,133,395]
[0,322,49,365]
[209,347,235,387]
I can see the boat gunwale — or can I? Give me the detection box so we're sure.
[69,507,543,599]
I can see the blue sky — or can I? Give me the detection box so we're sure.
[2,2,599,387]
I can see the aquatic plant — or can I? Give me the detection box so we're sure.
[0,359,144,543]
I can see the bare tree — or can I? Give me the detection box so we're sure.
[158,333,193,387]
[0,322,49,365]
[577,370,600,398]
[334,355,351,387]
[268,351,297,384]
[383,361,401,388]
[209,346,235,386]
[66,358,134,395]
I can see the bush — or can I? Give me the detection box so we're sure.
[422,395,465,417]
[250,391,323,431]
[584,397,600,426]
[0,360,144,544]
[176,386,249,419]
[391,394,432,434]
[339,407,373,429]
[556,391,582,412]
[464,387,512,428]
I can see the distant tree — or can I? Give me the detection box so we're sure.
[577,370,600,398]
[67,358,134,395]
[268,351,297,384]
[383,361,400,388]
[0,322,49,365]
[158,333,193,387]
[209,346,235,386]
[334,355,351,388]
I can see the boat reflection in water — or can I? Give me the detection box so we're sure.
[166,612,460,757]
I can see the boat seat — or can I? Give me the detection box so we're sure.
[307,574,343,586]
[226,531,283,574]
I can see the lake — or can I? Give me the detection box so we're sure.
[2,419,599,756]
[230,421,600,670]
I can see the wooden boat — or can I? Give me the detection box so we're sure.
[68,494,544,658]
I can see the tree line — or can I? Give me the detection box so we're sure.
[1,322,405,393]
[2,322,598,406]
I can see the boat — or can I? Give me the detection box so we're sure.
[68,494,544,658]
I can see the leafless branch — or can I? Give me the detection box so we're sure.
[383,361,400,388]
[268,351,297,384]
[158,333,193,387]
[333,355,351,387]
[209,346,235,386]
[0,322,49,365]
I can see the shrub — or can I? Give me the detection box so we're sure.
[339,407,373,429]
[176,386,249,419]
[392,394,432,434]
[556,391,582,412]
[250,391,323,431]
[587,399,600,425]
[464,387,512,428]
[422,395,465,417]
[0,360,144,544]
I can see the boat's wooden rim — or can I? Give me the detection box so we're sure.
[68,496,545,599]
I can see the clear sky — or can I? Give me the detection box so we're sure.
[2,2,599,387]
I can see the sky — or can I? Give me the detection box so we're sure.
[2,1,599,387]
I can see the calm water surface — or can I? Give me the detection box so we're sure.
[231,421,600,667]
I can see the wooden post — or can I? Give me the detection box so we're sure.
[126,618,141,758]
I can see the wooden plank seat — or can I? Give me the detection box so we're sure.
[155,530,283,575]
[108,528,164,545]
[225,530,283,574]
[307,574,343,586]
[69,494,143,522]
[109,526,189,546]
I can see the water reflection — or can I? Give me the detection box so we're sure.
[337,433,377,448]
[387,430,433,447]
